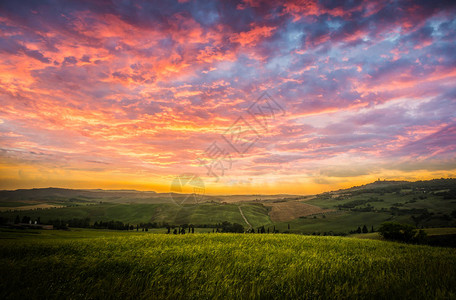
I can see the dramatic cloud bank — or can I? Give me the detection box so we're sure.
[1,0,455,194]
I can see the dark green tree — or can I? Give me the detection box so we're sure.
[414,229,428,244]
[378,222,416,242]
[451,209,456,219]
[362,225,368,233]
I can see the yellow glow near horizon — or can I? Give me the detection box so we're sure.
[1,162,454,195]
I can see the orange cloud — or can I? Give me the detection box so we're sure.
[230,25,276,46]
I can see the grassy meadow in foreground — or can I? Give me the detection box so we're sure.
[1,230,456,299]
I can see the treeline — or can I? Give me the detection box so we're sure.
[357,221,456,247]
[49,218,91,229]
[350,222,430,245]
[246,225,279,234]
[168,222,245,234]
[2,215,246,233]
[2,216,291,234]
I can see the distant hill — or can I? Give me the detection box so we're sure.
[331,178,456,194]
[1,179,455,234]
[0,187,159,202]
[0,187,298,204]
[344,180,409,190]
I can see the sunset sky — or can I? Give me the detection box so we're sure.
[0,0,455,194]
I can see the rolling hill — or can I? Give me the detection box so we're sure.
[1,178,455,234]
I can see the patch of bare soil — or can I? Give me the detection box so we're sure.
[267,201,332,222]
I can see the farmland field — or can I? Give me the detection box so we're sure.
[1,229,456,299]
[1,179,455,235]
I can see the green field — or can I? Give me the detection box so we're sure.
[1,230,455,299]
[0,203,272,228]
[349,227,456,240]
[1,179,455,235]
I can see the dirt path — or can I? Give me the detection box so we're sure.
[238,206,252,230]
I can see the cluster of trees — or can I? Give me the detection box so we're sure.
[167,224,195,234]
[3,216,291,235]
[166,222,282,234]
[5,215,251,234]
[245,225,282,234]
[390,207,429,216]
[409,209,456,227]
[435,189,456,200]
[349,225,374,234]
[14,215,40,224]
[221,222,244,233]
[378,222,427,244]
[137,222,177,229]
[337,198,384,210]
[164,223,249,234]
[206,221,244,233]
[49,218,91,229]
[93,220,132,230]
[8,216,133,230]
[411,209,434,226]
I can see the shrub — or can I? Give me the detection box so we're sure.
[378,222,427,244]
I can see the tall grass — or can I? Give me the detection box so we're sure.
[1,232,455,299]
